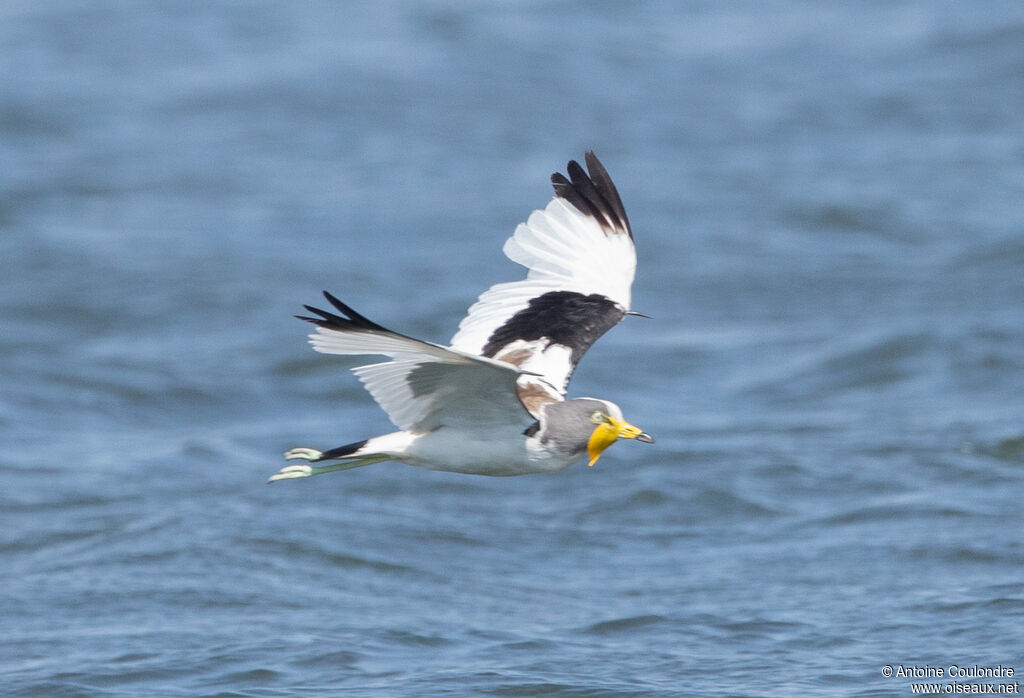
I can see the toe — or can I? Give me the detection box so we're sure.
[284,448,322,461]
[267,464,313,483]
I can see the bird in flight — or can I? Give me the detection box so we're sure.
[269,152,653,482]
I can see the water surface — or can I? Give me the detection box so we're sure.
[2,2,1023,696]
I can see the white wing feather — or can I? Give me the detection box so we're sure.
[449,196,636,357]
[308,325,532,432]
[298,153,635,433]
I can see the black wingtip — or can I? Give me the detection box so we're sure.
[551,152,632,239]
[294,292,390,333]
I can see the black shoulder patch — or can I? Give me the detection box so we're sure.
[314,439,369,462]
[482,290,625,366]
[551,151,632,239]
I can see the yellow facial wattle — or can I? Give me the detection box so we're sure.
[586,416,653,466]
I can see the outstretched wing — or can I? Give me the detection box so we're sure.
[449,152,637,396]
[300,292,535,433]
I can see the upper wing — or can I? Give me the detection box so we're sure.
[300,292,535,432]
[448,152,637,395]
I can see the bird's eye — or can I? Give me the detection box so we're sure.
[590,411,606,424]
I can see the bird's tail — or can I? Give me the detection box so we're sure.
[268,438,391,483]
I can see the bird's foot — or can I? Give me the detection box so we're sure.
[269,447,388,483]
[284,447,323,461]
[268,463,317,482]
[269,448,322,483]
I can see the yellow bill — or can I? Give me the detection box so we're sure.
[587,416,654,466]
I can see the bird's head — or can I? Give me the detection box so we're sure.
[583,399,654,466]
[547,398,653,466]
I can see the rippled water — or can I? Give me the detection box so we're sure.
[3,2,1024,696]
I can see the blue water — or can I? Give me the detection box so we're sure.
[3,2,1024,696]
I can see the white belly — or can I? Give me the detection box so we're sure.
[402,426,577,476]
